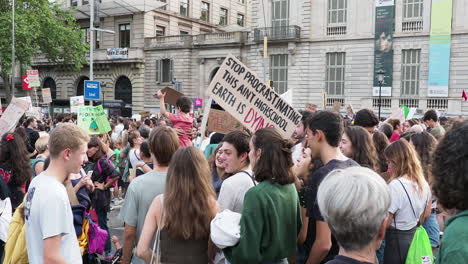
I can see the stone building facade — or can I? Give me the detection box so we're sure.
[25,0,468,115]
[29,0,249,115]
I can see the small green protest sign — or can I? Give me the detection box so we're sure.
[77,105,111,135]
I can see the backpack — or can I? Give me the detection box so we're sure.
[405,226,433,264]
[87,214,108,255]
[397,180,434,264]
[3,199,28,264]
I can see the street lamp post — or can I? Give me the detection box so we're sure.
[377,69,385,120]
[11,0,15,98]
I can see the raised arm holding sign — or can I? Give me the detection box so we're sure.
[206,55,301,139]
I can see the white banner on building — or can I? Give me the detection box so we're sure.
[107,48,128,59]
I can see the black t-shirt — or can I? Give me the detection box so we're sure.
[326,255,373,264]
[303,159,360,263]
[136,162,154,177]
[26,128,40,153]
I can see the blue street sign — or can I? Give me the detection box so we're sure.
[84,80,101,100]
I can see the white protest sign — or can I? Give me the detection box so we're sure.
[0,97,31,136]
[70,96,85,113]
[207,55,302,138]
[25,107,42,120]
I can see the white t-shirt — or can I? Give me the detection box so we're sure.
[25,173,82,264]
[112,123,125,141]
[388,177,431,230]
[218,170,255,213]
[129,148,142,170]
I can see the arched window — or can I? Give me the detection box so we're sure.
[115,76,132,117]
[209,67,220,82]
[76,76,89,96]
[42,77,57,99]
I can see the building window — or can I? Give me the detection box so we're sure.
[325,52,346,96]
[95,29,101,49]
[81,27,90,43]
[402,0,423,31]
[156,59,173,83]
[401,49,421,96]
[119,24,131,48]
[270,54,288,95]
[272,0,288,29]
[156,26,165,36]
[327,0,347,35]
[180,31,189,35]
[238,0,244,3]
[71,0,78,6]
[237,13,244,27]
[82,0,89,5]
[180,0,189,17]
[219,8,228,26]
[201,2,210,22]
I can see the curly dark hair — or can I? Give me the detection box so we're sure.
[344,126,378,171]
[432,121,468,210]
[354,109,379,128]
[0,133,32,186]
[410,132,437,184]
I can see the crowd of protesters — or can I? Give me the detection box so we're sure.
[0,91,467,264]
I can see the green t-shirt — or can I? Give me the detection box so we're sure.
[119,171,167,264]
[224,181,302,264]
[436,210,468,264]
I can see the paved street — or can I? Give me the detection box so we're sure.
[108,204,125,252]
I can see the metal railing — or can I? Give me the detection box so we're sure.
[253,26,301,42]
[326,98,345,107]
[402,20,423,32]
[373,98,392,108]
[327,25,347,36]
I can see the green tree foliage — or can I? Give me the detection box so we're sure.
[0,0,88,102]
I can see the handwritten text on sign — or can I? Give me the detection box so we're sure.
[207,55,301,138]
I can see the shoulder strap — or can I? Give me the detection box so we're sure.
[240,170,256,186]
[397,179,417,219]
[151,195,164,264]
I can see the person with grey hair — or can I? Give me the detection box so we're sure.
[317,167,391,264]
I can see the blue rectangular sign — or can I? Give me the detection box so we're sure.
[84,80,101,100]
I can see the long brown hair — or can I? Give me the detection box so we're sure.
[164,147,216,240]
[251,128,295,185]
[344,126,378,171]
[410,132,437,184]
[372,131,389,173]
[384,140,425,193]
[87,136,105,162]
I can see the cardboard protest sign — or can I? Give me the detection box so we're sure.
[305,103,317,112]
[25,107,42,120]
[332,101,341,113]
[42,88,52,103]
[42,88,52,104]
[27,70,40,87]
[0,97,31,137]
[346,104,355,117]
[207,55,302,138]
[77,105,112,135]
[161,87,184,106]
[70,96,85,113]
[207,109,243,134]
